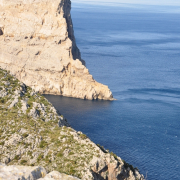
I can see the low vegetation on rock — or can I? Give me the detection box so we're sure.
[0,69,144,180]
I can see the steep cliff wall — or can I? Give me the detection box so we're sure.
[0,0,113,100]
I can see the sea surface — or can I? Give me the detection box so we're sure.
[44,3,180,180]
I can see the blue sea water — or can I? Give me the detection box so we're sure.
[44,3,180,180]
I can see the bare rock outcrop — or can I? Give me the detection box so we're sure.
[0,0,114,100]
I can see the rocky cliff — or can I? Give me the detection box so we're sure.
[0,68,144,180]
[0,0,113,100]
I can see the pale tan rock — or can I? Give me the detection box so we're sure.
[0,164,80,180]
[4,134,23,146]
[89,154,145,180]
[0,164,47,180]
[0,0,114,100]
[39,171,80,180]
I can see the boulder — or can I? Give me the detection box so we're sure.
[0,164,46,180]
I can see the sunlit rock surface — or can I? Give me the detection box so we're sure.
[0,0,114,100]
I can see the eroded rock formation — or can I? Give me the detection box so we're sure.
[0,0,114,100]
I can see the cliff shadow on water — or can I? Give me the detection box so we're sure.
[43,94,112,116]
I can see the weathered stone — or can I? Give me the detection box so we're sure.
[28,108,40,119]
[0,0,114,100]
[39,171,81,180]
[0,164,47,180]
[21,100,29,114]
[4,134,22,146]
[8,97,18,109]
[0,164,80,180]
[0,90,8,97]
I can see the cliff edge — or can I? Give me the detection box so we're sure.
[0,0,113,100]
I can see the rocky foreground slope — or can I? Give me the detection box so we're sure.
[0,69,145,180]
[0,0,113,100]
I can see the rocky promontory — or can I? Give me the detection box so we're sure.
[0,68,145,180]
[0,0,113,100]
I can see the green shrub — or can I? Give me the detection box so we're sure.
[97,144,107,153]
[0,141,4,146]
[69,152,74,156]
[22,133,29,138]
[37,154,44,162]
[69,167,76,176]
[24,143,31,148]
[27,151,32,157]
[39,140,48,148]
[79,134,87,140]
[20,160,27,165]
[0,99,4,104]
[110,152,118,160]
[14,155,20,160]
[45,156,51,163]
[57,152,63,157]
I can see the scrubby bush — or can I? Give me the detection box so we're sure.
[39,140,47,148]
[79,133,87,140]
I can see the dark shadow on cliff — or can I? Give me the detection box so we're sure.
[0,28,3,36]
[91,166,108,180]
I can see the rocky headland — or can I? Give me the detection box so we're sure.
[0,0,113,100]
[0,68,145,180]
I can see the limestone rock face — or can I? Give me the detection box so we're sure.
[0,0,114,100]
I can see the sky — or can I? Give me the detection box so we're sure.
[72,0,180,6]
